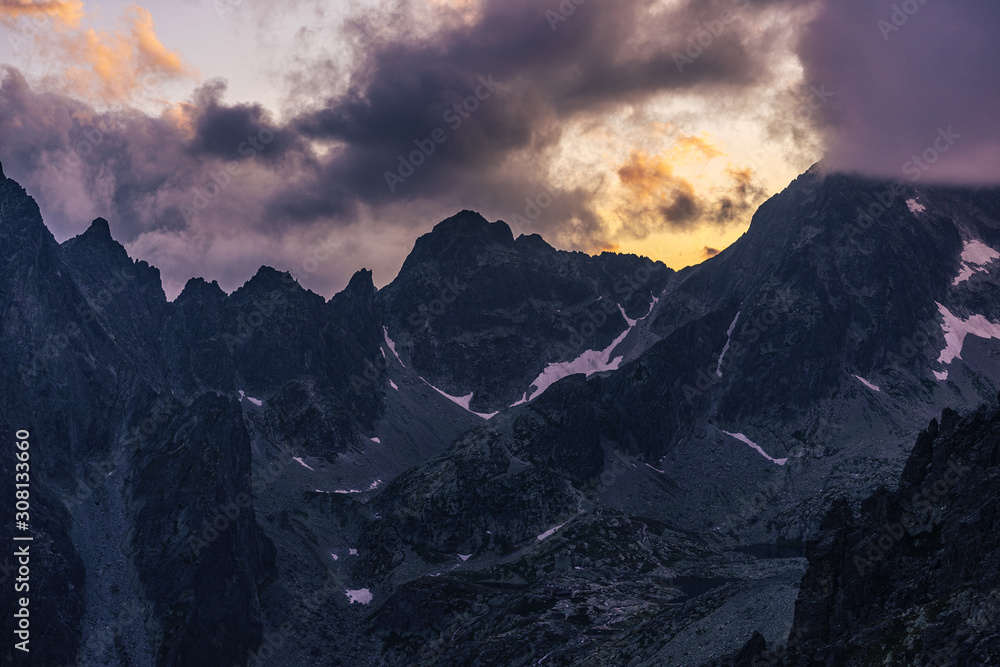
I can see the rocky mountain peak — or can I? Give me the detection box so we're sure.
[0,167,55,248]
[514,232,554,251]
[176,276,228,305]
[430,209,491,235]
[236,265,304,299]
[86,216,112,239]
[344,268,376,298]
[62,217,131,266]
[416,210,515,255]
[330,267,379,333]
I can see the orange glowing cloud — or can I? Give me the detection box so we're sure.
[0,0,84,28]
[616,149,703,231]
[10,3,197,103]
[606,133,767,240]
[617,150,675,199]
[672,134,724,162]
[127,6,189,77]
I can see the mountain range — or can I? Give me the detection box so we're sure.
[2,159,1000,665]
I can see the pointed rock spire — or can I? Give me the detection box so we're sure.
[85,217,113,241]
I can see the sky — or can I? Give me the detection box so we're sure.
[0,0,997,299]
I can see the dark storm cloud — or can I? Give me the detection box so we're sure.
[0,68,309,241]
[0,0,797,295]
[273,0,794,229]
[614,150,767,237]
[800,0,1000,184]
[12,0,995,298]
[188,80,307,164]
[713,167,767,224]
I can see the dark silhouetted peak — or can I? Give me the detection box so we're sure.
[133,260,167,309]
[427,210,515,246]
[232,265,323,312]
[817,497,853,531]
[60,215,166,318]
[789,402,1000,663]
[87,217,112,240]
[59,216,168,349]
[62,217,131,269]
[242,266,299,293]
[330,268,379,340]
[402,211,517,273]
[177,277,227,306]
[432,210,490,235]
[515,232,554,250]
[344,268,375,298]
[0,160,4,179]
[0,168,55,248]
[940,407,961,433]
[731,631,767,667]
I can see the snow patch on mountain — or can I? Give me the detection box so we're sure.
[935,302,1000,370]
[346,589,372,605]
[238,390,262,406]
[420,379,498,419]
[721,431,788,466]
[853,375,881,392]
[523,295,659,403]
[292,457,314,471]
[906,198,926,213]
[618,304,638,327]
[389,380,399,390]
[524,328,630,401]
[715,311,741,378]
[383,327,405,367]
[953,240,1000,285]
[537,523,567,541]
[332,479,382,494]
[642,294,660,318]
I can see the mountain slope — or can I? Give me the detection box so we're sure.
[732,396,1000,666]
[3,158,1000,665]
[377,210,673,413]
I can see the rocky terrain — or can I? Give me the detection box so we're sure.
[377,210,673,414]
[726,395,1000,666]
[2,158,1000,665]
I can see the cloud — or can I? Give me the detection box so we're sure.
[610,141,768,237]
[714,167,767,224]
[799,0,1000,184]
[703,246,721,258]
[6,2,197,103]
[265,0,801,245]
[617,149,705,233]
[0,0,817,298]
[0,70,328,293]
[0,0,83,27]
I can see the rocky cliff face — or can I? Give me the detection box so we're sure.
[126,393,276,666]
[3,157,1000,665]
[766,397,1000,666]
[726,395,1000,666]
[377,210,673,413]
[0,164,380,666]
